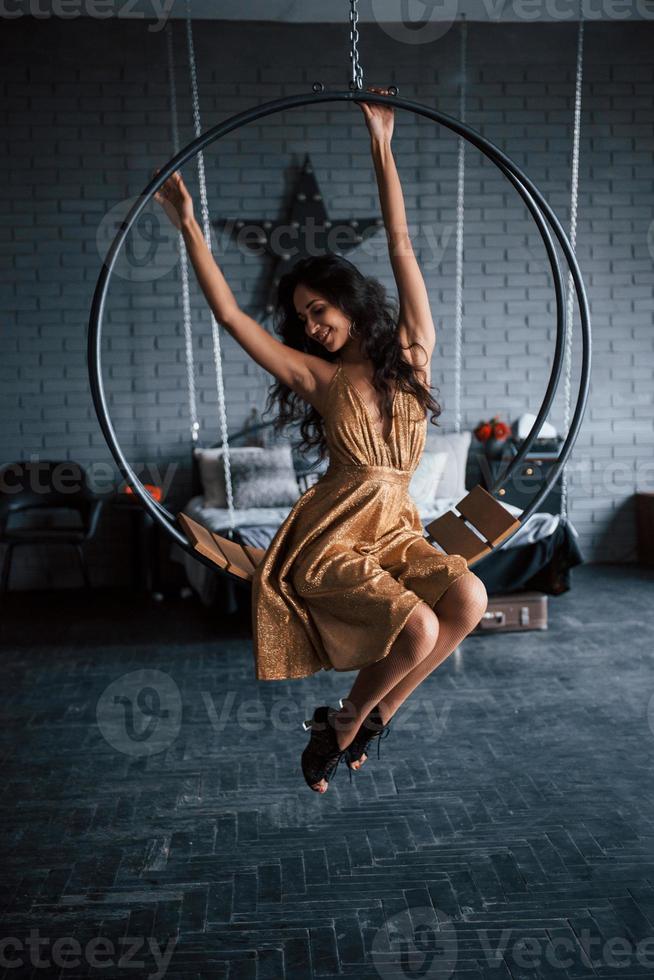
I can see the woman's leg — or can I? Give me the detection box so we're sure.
[377,571,488,723]
[329,599,440,754]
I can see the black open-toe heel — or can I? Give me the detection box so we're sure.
[301,705,350,791]
[341,701,392,772]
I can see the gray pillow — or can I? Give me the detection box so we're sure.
[195,446,264,508]
[230,444,300,508]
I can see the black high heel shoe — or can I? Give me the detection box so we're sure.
[341,701,392,772]
[301,705,350,791]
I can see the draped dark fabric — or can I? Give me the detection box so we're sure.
[462,520,584,596]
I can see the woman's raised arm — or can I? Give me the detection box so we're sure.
[358,87,436,368]
[153,170,319,397]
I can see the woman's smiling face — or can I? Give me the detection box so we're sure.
[293,283,352,353]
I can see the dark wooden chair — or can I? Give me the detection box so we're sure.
[0,460,106,591]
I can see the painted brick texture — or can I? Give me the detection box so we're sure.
[1,17,652,588]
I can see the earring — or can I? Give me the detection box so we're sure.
[348,320,358,339]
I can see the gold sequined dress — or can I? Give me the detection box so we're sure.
[251,360,469,681]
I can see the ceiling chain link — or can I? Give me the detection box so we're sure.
[348,0,363,91]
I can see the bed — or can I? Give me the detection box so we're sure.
[169,427,584,612]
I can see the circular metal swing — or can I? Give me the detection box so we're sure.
[88,86,591,586]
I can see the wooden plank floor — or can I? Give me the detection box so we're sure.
[1,564,653,979]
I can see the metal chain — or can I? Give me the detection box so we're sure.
[453,18,467,435]
[165,23,199,446]
[185,0,236,531]
[349,0,363,91]
[560,18,584,524]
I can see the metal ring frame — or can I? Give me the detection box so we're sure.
[88,90,591,579]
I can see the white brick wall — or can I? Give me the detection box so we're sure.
[1,18,652,587]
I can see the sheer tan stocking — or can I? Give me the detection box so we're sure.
[333,572,488,768]
[378,571,488,722]
[328,600,439,755]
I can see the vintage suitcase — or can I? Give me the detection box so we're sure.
[635,492,654,565]
[472,591,548,634]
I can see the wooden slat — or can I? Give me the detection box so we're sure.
[243,544,266,568]
[211,533,256,581]
[456,484,521,545]
[176,512,228,570]
[425,511,490,564]
[177,512,266,582]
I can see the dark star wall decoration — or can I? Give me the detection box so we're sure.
[212,154,385,317]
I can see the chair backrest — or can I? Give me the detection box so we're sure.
[0,460,95,523]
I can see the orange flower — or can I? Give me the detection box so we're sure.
[492,421,510,440]
[474,422,493,442]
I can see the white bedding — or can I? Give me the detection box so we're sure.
[178,493,561,550]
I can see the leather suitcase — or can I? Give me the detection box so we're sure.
[472,591,548,634]
[635,492,654,565]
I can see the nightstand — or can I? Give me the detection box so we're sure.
[113,485,164,599]
[477,443,564,516]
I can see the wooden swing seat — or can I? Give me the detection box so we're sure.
[177,511,266,582]
[425,484,521,565]
[177,484,519,583]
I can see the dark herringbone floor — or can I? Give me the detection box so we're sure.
[1,563,654,980]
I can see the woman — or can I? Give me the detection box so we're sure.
[155,86,488,794]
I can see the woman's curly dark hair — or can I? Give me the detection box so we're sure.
[262,254,442,462]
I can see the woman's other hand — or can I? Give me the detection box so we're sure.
[152,169,194,231]
[357,85,395,144]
